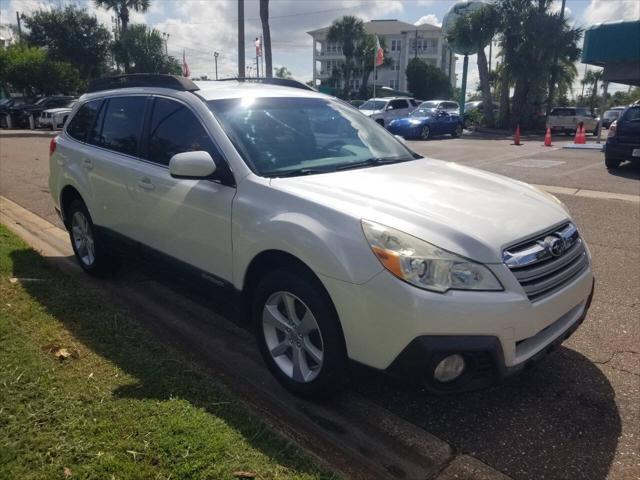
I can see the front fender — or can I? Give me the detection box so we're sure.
[232,178,383,290]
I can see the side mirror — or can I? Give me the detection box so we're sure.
[386,105,394,111]
[169,151,217,179]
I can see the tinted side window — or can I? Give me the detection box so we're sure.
[67,100,102,142]
[147,97,220,167]
[575,108,589,116]
[623,107,640,122]
[389,99,408,110]
[99,96,146,156]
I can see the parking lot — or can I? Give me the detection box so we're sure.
[1,130,638,479]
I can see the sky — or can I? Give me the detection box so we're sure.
[1,0,639,97]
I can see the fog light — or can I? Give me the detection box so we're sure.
[433,354,465,383]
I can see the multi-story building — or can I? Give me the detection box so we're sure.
[0,24,16,49]
[308,19,456,95]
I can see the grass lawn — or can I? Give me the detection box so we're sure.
[0,224,336,480]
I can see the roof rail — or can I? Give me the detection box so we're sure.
[215,77,315,91]
[87,74,200,93]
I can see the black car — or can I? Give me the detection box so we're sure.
[604,104,640,170]
[0,97,31,128]
[6,96,74,129]
[601,107,626,129]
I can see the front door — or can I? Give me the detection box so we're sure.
[133,96,235,281]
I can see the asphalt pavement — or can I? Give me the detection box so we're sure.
[0,131,638,480]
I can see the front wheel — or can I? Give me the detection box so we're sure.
[420,125,431,140]
[605,157,621,170]
[253,268,347,398]
[67,199,117,276]
[451,124,463,138]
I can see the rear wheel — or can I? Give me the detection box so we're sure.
[605,157,621,170]
[67,199,116,276]
[253,267,347,398]
[420,125,431,140]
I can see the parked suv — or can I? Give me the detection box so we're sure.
[547,106,598,135]
[49,75,594,397]
[604,105,640,170]
[358,97,419,127]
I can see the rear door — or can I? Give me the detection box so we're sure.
[85,95,149,239]
[387,99,409,122]
[134,96,235,280]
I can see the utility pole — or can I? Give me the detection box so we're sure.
[214,51,219,80]
[546,0,566,117]
[16,12,22,42]
[414,29,418,59]
[238,0,245,78]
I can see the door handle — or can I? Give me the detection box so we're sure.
[137,177,155,191]
[82,158,93,170]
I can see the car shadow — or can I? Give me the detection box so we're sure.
[8,248,333,479]
[607,161,640,180]
[350,345,621,480]
[11,247,621,480]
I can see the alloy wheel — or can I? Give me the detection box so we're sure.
[262,291,324,383]
[421,126,430,140]
[71,211,95,266]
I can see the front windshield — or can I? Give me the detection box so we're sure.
[418,101,439,110]
[33,98,46,105]
[208,97,416,177]
[604,111,620,118]
[359,100,386,111]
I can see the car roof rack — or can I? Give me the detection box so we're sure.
[214,77,315,92]
[87,74,200,93]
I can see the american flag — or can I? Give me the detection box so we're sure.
[255,37,262,57]
[182,49,190,77]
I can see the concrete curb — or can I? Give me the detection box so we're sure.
[0,195,513,480]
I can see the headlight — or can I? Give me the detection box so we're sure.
[361,220,503,293]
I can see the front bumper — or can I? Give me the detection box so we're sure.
[387,279,594,392]
[320,254,594,391]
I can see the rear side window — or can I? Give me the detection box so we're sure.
[389,99,409,110]
[98,96,146,156]
[146,97,220,167]
[575,108,590,116]
[622,107,640,122]
[67,100,102,142]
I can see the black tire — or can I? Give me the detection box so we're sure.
[451,124,462,138]
[253,267,347,398]
[605,157,621,170]
[420,125,431,140]
[67,199,117,276]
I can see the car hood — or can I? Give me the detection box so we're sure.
[270,159,569,263]
[43,107,72,114]
[359,109,382,116]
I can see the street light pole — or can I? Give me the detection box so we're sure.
[238,0,245,78]
[214,51,219,80]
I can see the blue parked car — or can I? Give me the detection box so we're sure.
[387,100,463,140]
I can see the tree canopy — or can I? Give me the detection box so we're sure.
[406,58,452,100]
[23,6,112,80]
[113,24,181,75]
[0,45,82,96]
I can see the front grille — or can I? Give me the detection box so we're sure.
[504,223,589,301]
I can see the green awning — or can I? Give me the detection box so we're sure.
[582,21,640,86]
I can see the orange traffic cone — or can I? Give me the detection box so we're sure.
[579,125,587,144]
[513,124,521,146]
[544,127,552,147]
[573,125,581,144]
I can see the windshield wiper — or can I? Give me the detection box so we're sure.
[335,157,412,171]
[268,167,329,178]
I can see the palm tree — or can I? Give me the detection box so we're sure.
[94,0,150,34]
[583,69,603,113]
[259,0,272,78]
[113,24,180,74]
[327,16,365,98]
[447,4,499,127]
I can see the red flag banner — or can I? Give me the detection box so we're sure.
[255,37,262,57]
[375,36,384,67]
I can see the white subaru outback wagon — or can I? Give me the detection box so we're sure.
[49,74,594,397]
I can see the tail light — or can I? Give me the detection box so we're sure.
[608,121,617,138]
[49,136,57,157]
